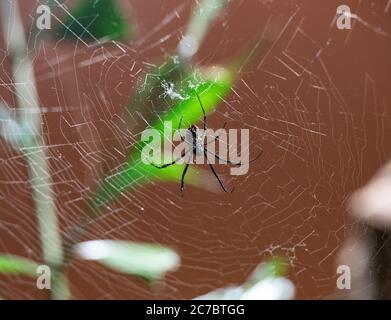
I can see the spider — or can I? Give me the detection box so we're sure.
[152,93,262,194]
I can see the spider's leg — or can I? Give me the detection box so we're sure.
[151,159,179,169]
[180,157,191,194]
[249,149,264,163]
[205,122,227,145]
[178,115,183,130]
[204,150,228,192]
[195,92,207,130]
[206,150,240,166]
[151,151,187,169]
[177,116,186,141]
[206,149,263,166]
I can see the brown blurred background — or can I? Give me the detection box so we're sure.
[0,0,391,299]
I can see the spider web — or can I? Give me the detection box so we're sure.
[1,0,391,299]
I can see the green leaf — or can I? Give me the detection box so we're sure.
[0,254,38,277]
[91,158,201,210]
[75,240,179,281]
[90,65,233,210]
[56,0,131,41]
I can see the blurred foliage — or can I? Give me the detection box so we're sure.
[0,254,38,277]
[185,0,229,42]
[195,258,294,300]
[245,256,287,287]
[178,0,229,58]
[0,104,28,149]
[56,0,130,41]
[75,240,179,281]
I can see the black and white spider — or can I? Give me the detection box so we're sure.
[152,93,262,194]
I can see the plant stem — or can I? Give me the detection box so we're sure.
[0,1,67,299]
[177,0,230,59]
